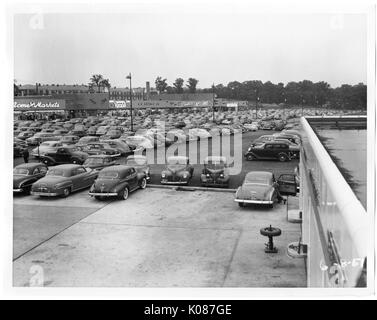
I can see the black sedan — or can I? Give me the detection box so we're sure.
[89,165,147,200]
[13,163,48,194]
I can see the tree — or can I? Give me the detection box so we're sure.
[100,79,111,99]
[89,74,104,93]
[173,78,184,93]
[14,80,20,96]
[155,76,168,94]
[187,78,199,93]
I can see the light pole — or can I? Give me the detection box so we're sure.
[212,83,215,122]
[126,73,133,132]
[254,89,259,120]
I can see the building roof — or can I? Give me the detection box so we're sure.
[19,84,89,91]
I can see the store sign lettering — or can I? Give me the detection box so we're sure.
[14,101,63,109]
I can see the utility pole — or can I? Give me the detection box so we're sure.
[126,73,133,132]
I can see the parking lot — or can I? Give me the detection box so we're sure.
[13,187,305,287]
[14,130,299,189]
[13,128,304,287]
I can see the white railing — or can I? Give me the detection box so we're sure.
[300,116,367,287]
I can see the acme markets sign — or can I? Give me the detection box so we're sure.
[14,99,66,110]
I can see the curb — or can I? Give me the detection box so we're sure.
[147,184,237,193]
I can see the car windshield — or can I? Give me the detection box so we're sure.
[205,160,225,169]
[167,158,186,170]
[47,169,66,177]
[84,158,105,165]
[13,168,29,175]
[245,174,271,186]
[126,159,146,166]
[98,171,119,179]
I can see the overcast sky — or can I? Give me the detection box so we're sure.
[13,12,367,88]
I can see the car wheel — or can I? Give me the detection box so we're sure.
[119,187,129,200]
[238,202,244,207]
[246,154,254,161]
[278,153,288,162]
[62,188,70,197]
[140,178,147,189]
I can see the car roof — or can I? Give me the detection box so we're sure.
[245,171,273,179]
[51,164,82,171]
[204,156,227,163]
[167,156,188,161]
[100,165,133,172]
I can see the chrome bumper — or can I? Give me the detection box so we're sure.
[234,198,273,205]
[31,191,58,197]
[161,180,188,185]
[13,188,23,193]
[89,192,118,197]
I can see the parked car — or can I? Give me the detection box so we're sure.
[161,156,194,185]
[31,164,98,197]
[123,135,154,151]
[273,133,301,144]
[125,155,150,180]
[26,133,59,146]
[101,139,133,156]
[96,126,109,136]
[244,141,292,162]
[39,146,89,165]
[60,135,80,145]
[31,141,63,157]
[200,156,230,187]
[89,165,147,200]
[76,136,100,146]
[234,171,297,208]
[16,131,34,140]
[83,154,117,170]
[78,142,120,157]
[13,142,27,158]
[13,163,48,194]
[69,129,86,138]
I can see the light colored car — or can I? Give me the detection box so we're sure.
[31,141,63,157]
[26,133,60,146]
[235,171,296,208]
[123,135,154,150]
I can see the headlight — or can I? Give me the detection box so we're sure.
[248,147,252,151]
[206,174,210,177]
[161,173,166,178]
[183,173,188,179]
[220,173,224,178]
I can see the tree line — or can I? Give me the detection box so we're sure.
[201,80,367,110]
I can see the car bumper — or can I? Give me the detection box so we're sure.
[89,192,118,197]
[234,198,273,205]
[161,180,188,185]
[31,191,58,197]
[13,188,23,193]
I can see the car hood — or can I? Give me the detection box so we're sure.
[165,166,187,174]
[33,176,71,187]
[237,184,273,199]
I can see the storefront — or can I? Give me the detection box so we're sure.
[14,93,110,119]
[14,97,67,120]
